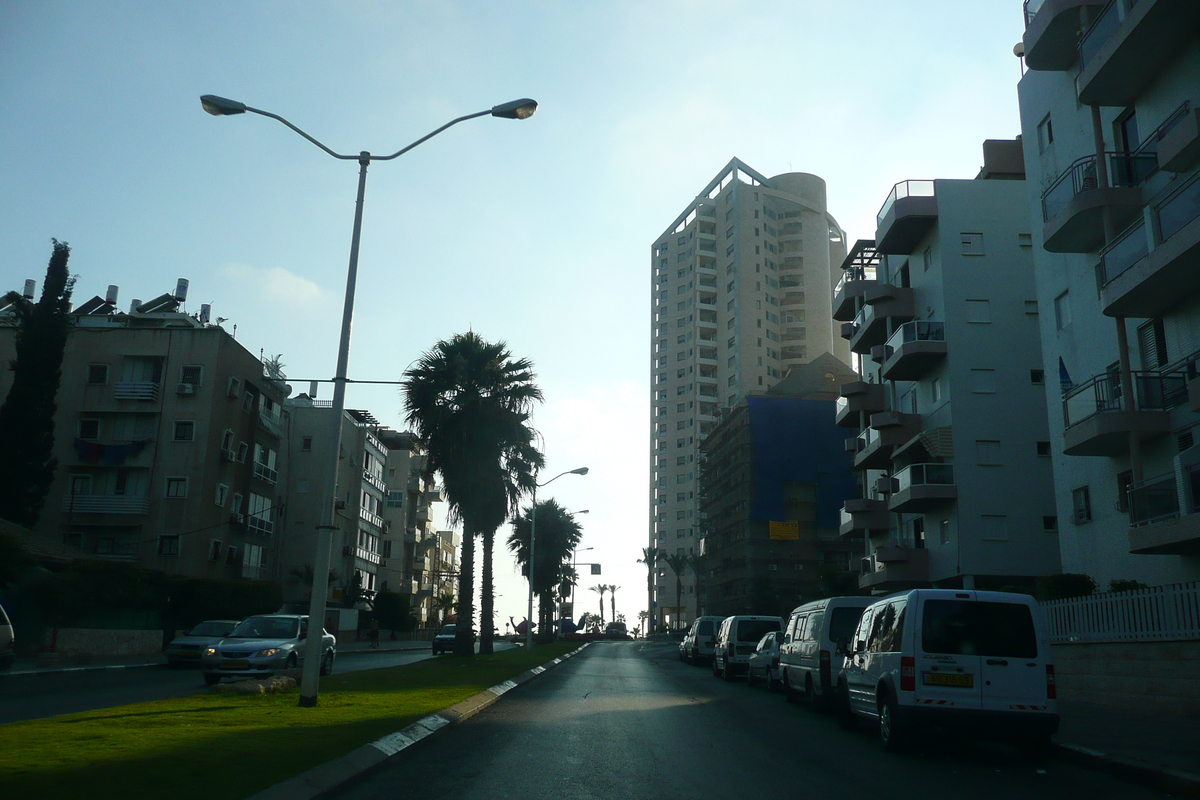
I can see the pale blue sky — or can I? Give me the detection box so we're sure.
[0,1,1027,626]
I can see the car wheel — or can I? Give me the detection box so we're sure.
[712,658,721,678]
[203,672,220,686]
[286,654,297,670]
[766,670,776,693]
[836,683,856,730]
[878,693,908,752]
[783,671,799,704]
[747,667,757,688]
[806,677,820,710]
[320,650,334,676]
[723,662,736,682]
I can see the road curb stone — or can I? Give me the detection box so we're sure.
[1052,743,1200,798]
[245,643,589,800]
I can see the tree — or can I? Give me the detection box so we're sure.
[637,609,649,636]
[609,584,620,624]
[509,499,583,639]
[662,554,692,630]
[286,564,339,606]
[404,333,544,656]
[0,240,75,526]
[589,584,609,625]
[638,547,661,633]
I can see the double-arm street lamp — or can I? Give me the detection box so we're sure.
[201,93,537,707]
[527,467,588,648]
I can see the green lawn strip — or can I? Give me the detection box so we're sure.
[0,643,577,800]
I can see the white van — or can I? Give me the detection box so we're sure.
[779,596,873,707]
[680,616,724,665]
[712,615,784,680]
[836,589,1059,752]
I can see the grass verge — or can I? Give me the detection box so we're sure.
[1,642,577,800]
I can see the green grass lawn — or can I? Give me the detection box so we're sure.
[0,642,578,800]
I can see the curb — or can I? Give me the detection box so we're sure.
[1052,743,1200,798]
[246,643,590,800]
[4,661,166,677]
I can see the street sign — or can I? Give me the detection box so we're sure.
[590,564,601,574]
[561,602,573,617]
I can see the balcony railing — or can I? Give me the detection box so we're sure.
[356,545,381,565]
[113,381,160,401]
[893,463,954,494]
[1156,170,1200,244]
[833,263,878,297]
[362,469,386,493]
[359,506,385,531]
[256,412,284,438]
[1078,0,1121,69]
[1098,220,1149,285]
[876,180,934,227]
[1128,471,1184,527]
[1041,151,1157,222]
[1063,371,1188,427]
[62,495,150,514]
[883,320,945,358]
[247,516,274,536]
[253,461,278,485]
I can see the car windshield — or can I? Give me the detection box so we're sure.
[827,607,866,643]
[737,619,781,642]
[921,600,1038,658]
[438,625,456,636]
[230,617,300,640]
[187,621,235,637]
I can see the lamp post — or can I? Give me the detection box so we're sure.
[201,94,537,707]
[569,545,594,622]
[527,467,588,649]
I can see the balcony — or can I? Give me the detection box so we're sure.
[859,547,930,590]
[1101,172,1200,318]
[424,485,444,503]
[1078,0,1200,107]
[839,498,890,537]
[1159,106,1200,174]
[253,461,278,485]
[61,495,150,514]
[835,381,886,428]
[256,412,284,439]
[853,411,921,470]
[890,463,957,513]
[113,381,160,401]
[881,321,947,382]
[1022,0,1108,70]
[362,469,386,493]
[1041,153,1149,252]
[1062,371,1184,456]
[875,181,937,255]
[848,284,915,354]
[832,241,880,321]
[355,545,381,566]
[248,516,274,536]
[1127,465,1200,555]
[359,506,385,531]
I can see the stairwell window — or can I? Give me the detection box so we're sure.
[1071,486,1092,524]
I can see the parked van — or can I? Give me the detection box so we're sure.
[779,596,873,707]
[680,615,724,665]
[836,589,1059,752]
[712,615,783,680]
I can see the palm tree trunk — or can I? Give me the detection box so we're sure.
[675,584,683,631]
[647,564,654,635]
[480,527,495,655]
[610,590,616,623]
[455,528,476,656]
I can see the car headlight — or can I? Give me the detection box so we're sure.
[254,648,280,658]
[205,647,218,656]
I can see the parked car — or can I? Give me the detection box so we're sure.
[679,616,724,665]
[712,615,784,680]
[605,621,628,637]
[0,603,13,671]
[779,596,873,708]
[836,589,1059,752]
[432,624,457,654]
[745,630,783,690]
[164,619,240,668]
[201,614,335,685]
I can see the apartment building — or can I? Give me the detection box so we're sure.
[698,354,861,618]
[834,141,1062,592]
[649,158,848,630]
[0,280,288,582]
[1016,0,1200,586]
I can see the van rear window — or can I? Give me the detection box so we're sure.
[698,621,714,636]
[827,607,864,643]
[921,600,1037,658]
[736,619,781,642]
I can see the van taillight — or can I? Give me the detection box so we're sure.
[900,656,916,692]
[1046,664,1056,700]
[819,649,831,686]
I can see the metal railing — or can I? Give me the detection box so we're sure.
[113,381,160,401]
[1022,0,1045,27]
[877,180,935,227]
[893,463,954,493]
[883,320,945,359]
[248,516,274,536]
[62,495,150,514]
[834,262,878,297]
[1127,472,1181,526]
[1078,0,1120,68]
[1041,151,1157,222]
[1043,581,1200,643]
[1098,220,1148,285]
[1062,371,1188,427]
[1156,170,1200,245]
[253,461,278,485]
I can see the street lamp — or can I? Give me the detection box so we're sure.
[569,545,594,620]
[527,467,588,648]
[202,93,537,707]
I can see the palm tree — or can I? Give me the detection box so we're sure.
[509,499,583,638]
[287,564,340,607]
[403,332,544,656]
[638,547,661,634]
[662,553,692,631]
[590,584,609,625]
[609,584,620,624]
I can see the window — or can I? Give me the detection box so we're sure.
[1054,291,1071,330]
[157,535,180,556]
[1137,319,1168,370]
[930,378,941,403]
[1043,516,1059,532]
[939,519,950,545]
[975,440,1002,465]
[79,418,100,439]
[173,420,195,442]
[1018,233,1033,247]
[179,365,202,385]
[970,369,997,393]
[1116,470,1133,513]
[87,364,109,384]
[1072,486,1092,524]
[1036,441,1052,456]
[965,299,991,323]
[1038,114,1054,151]
[236,442,249,463]
[1030,369,1045,385]
[166,477,188,498]
[960,233,984,255]
[921,246,932,271]
[1024,300,1038,315]
[215,484,229,506]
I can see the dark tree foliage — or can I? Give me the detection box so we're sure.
[0,240,75,526]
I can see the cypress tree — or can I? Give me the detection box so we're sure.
[0,240,75,525]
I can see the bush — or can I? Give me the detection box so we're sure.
[1035,573,1097,601]
[1108,579,1149,594]
[371,591,417,632]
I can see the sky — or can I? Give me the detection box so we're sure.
[0,1,1029,631]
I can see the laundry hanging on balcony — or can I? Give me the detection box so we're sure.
[73,438,150,465]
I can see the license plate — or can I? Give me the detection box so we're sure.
[221,660,250,669]
[923,672,973,688]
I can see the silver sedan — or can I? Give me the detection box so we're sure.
[201,614,335,685]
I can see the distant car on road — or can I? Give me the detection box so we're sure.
[201,614,335,685]
[746,630,783,691]
[605,621,628,638]
[713,615,784,680]
[164,620,240,668]
[680,616,724,665]
[432,624,458,654]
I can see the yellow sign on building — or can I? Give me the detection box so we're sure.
[769,520,800,540]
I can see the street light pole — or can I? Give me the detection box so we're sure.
[526,467,588,649]
[201,94,537,707]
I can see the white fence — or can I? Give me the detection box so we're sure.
[1042,581,1200,643]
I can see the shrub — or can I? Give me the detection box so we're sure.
[1035,573,1097,601]
[1108,579,1149,594]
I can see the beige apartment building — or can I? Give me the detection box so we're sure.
[649,158,848,630]
[0,280,289,582]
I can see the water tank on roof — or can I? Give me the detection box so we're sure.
[23,280,35,299]
[130,299,142,314]
[105,285,119,304]
[174,278,189,302]
[199,304,211,324]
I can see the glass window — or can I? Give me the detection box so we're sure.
[87,364,109,384]
[920,600,1037,658]
[173,420,195,441]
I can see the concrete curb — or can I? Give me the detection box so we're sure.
[1052,743,1200,798]
[3,661,165,677]
[246,643,590,800]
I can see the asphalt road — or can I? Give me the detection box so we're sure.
[333,640,1163,800]
[0,643,515,724]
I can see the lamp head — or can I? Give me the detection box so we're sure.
[569,467,589,475]
[491,98,538,120]
[200,94,247,116]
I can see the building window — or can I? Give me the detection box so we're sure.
[236,442,249,463]
[179,365,203,385]
[1037,114,1054,151]
[1116,470,1133,513]
[166,477,188,498]
[1031,369,1045,385]
[1043,516,1059,532]
[1071,486,1092,524]
[1024,300,1038,314]
[215,483,228,506]
[1018,233,1033,247]
[79,418,100,439]
[87,364,109,384]
[930,378,941,403]
[1054,291,1071,330]
[173,420,195,441]
[960,233,984,256]
[158,535,180,556]
[1036,441,1052,456]
[939,519,950,545]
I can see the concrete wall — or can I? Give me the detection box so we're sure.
[42,628,162,657]
[1052,640,1200,716]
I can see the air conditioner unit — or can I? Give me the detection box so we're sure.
[176,383,195,395]
[220,449,237,463]
[874,477,894,495]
